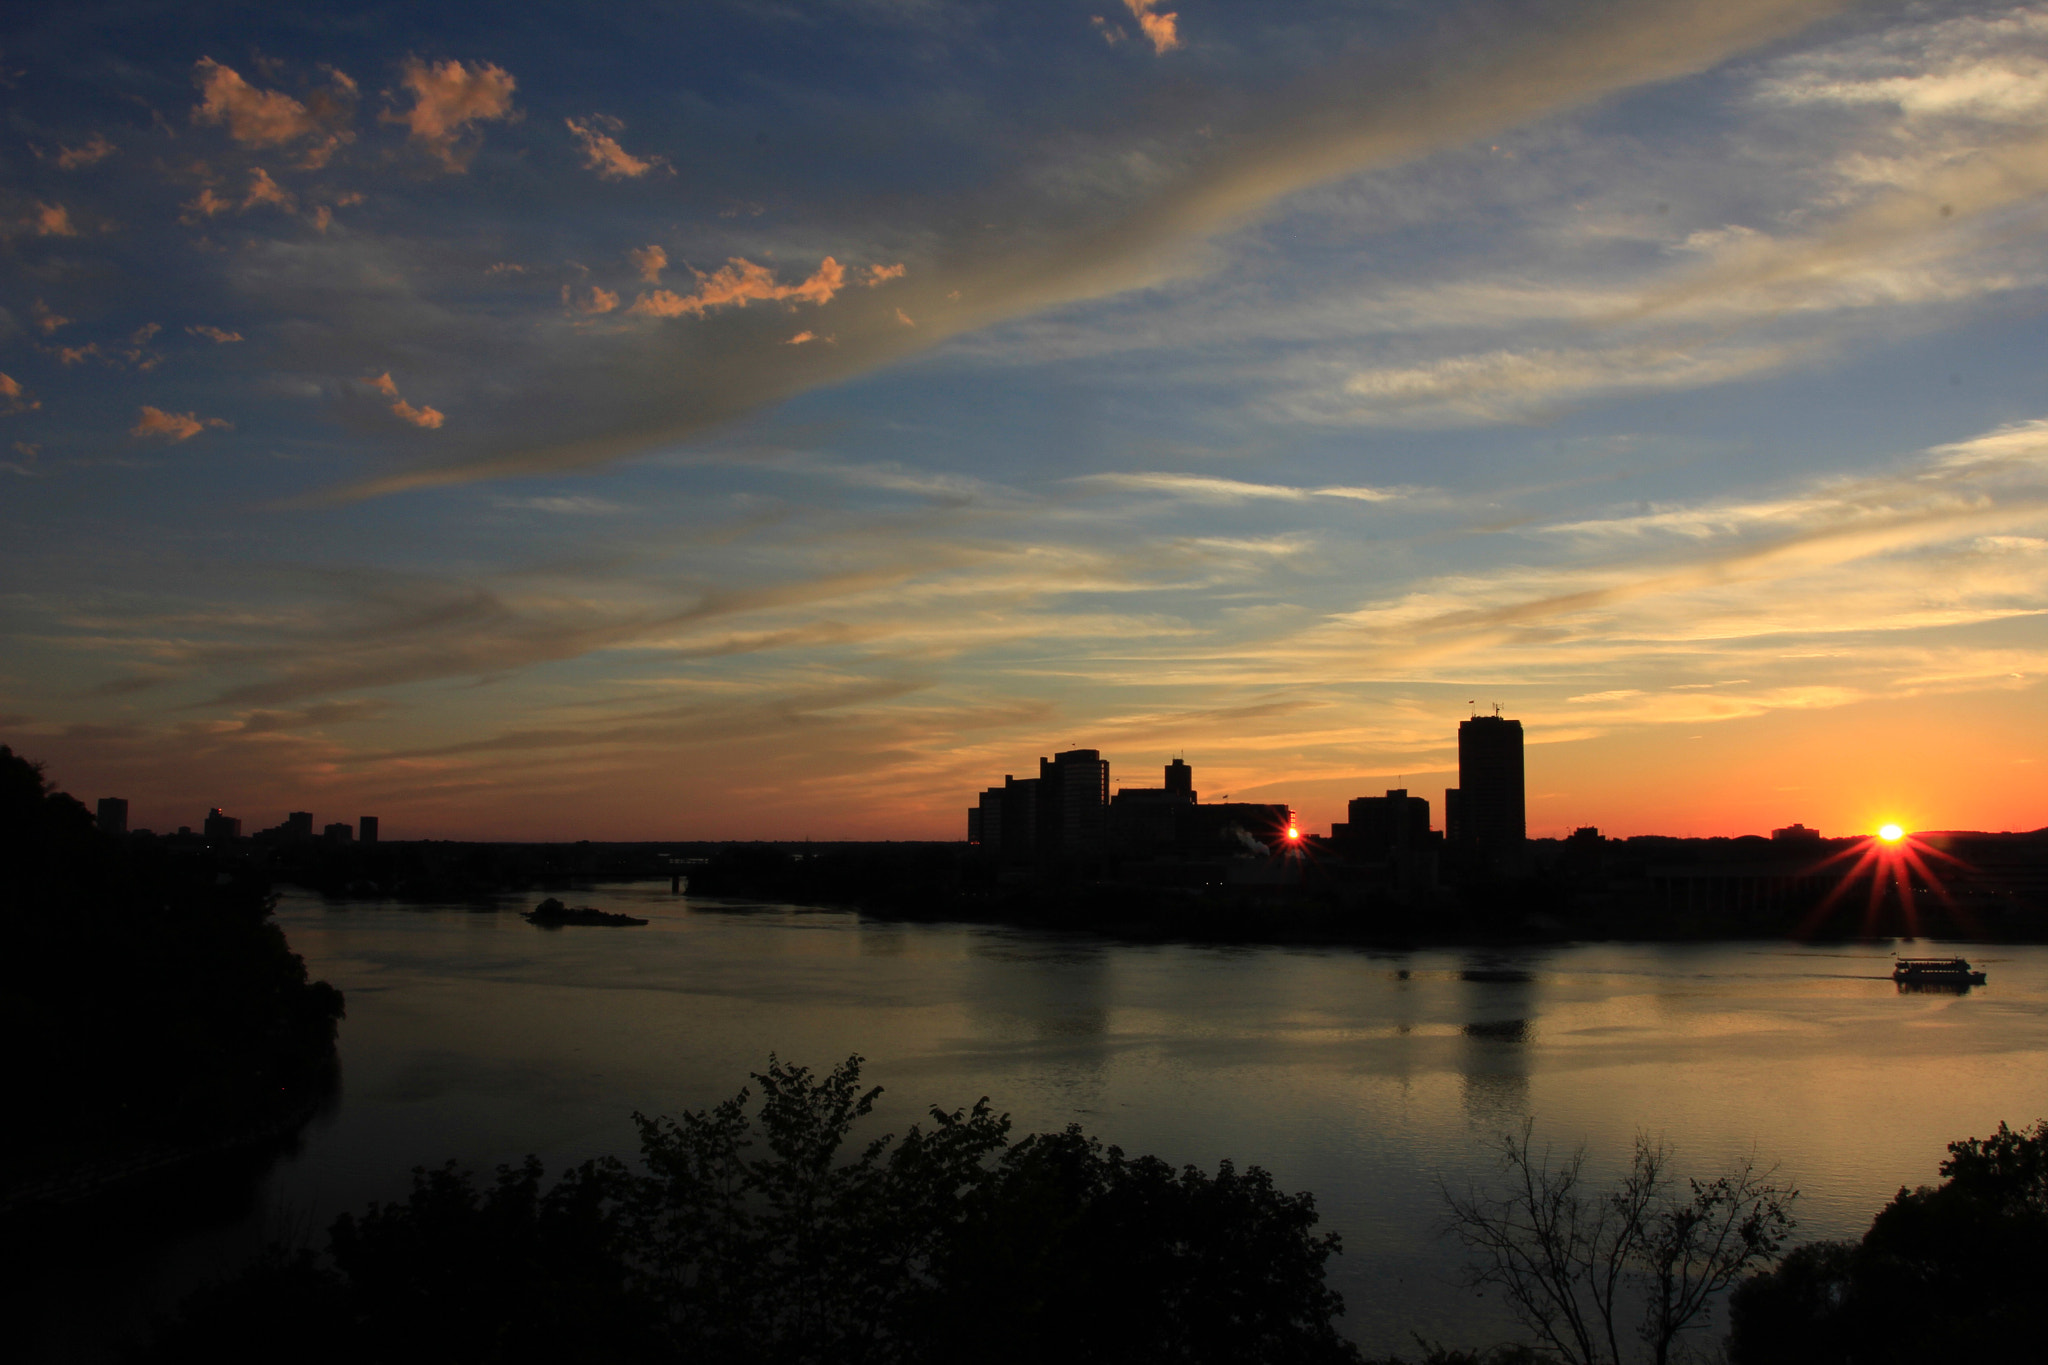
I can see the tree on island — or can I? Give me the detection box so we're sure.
[152,1054,1361,1364]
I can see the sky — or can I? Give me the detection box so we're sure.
[3,0,2046,841]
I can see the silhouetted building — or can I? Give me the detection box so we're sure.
[1331,789,1430,856]
[1446,714,1524,851]
[323,822,353,844]
[202,807,242,841]
[359,815,379,844]
[96,797,128,837]
[1109,759,1201,854]
[1037,748,1110,859]
[1772,823,1823,843]
[971,774,1040,862]
[286,811,315,840]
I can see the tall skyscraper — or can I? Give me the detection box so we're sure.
[202,807,242,841]
[286,811,315,840]
[96,797,128,836]
[1038,748,1110,858]
[1446,714,1525,851]
[359,815,379,844]
[1163,758,1193,799]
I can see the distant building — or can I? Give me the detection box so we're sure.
[1330,789,1430,856]
[1446,714,1525,851]
[323,822,354,844]
[1109,759,1201,854]
[1039,748,1110,858]
[359,815,379,844]
[96,797,128,837]
[286,811,315,840]
[202,807,242,841]
[971,774,1040,861]
[1772,823,1823,842]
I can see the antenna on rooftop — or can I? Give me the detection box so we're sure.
[1493,701,1502,717]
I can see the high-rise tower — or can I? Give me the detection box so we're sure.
[1446,714,1525,851]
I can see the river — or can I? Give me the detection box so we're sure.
[26,883,2048,1358]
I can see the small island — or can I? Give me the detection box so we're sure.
[524,896,648,927]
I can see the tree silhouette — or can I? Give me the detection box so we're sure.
[153,1054,1361,1364]
[1441,1121,1794,1365]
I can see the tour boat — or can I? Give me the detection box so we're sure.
[1892,957,1986,986]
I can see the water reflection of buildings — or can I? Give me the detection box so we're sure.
[959,935,1116,1112]
[1457,961,1535,1126]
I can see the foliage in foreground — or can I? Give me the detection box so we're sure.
[151,1055,1359,1365]
[1727,1118,2048,1363]
[1441,1123,1796,1365]
[0,745,343,1178]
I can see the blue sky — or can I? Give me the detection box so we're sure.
[4,0,2046,839]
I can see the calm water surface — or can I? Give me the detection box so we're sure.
[75,885,2048,1354]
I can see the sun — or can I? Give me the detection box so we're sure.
[1878,823,1905,843]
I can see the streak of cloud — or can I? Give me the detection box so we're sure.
[131,406,231,441]
[318,0,1845,501]
[565,115,669,179]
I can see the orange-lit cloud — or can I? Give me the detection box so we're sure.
[0,373,40,415]
[787,331,825,345]
[181,187,230,222]
[50,344,101,366]
[565,115,669,179]
[895,308,916,327]
[866,262,907,286]
[386,58,517,171]
[190,58,354,165]
[563,284,620,315]
[54,134,115,169]
[27,202,76,236]
[390,398,445,429]
[131,406,230,441]
[628,256,846,317]
[242,167,295,211]
[368,372,447,428]
[187,325,243,343]
[629,244,667,282]
[1123,0,1181,54]
[1092,16,1126,46]
[31,300,70,334]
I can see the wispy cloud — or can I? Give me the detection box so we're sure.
[53,134,116,169]
[1077,472,1416,504]
[565,115,669,179]
[131,406,231,441]
[369,373,445,429]
[628,257,846,317]
[320,0,1846,500]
